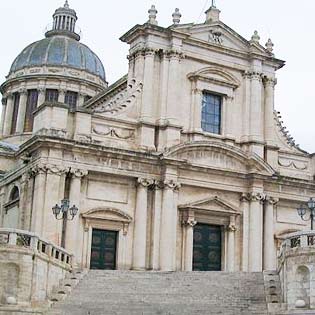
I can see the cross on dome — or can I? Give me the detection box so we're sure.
[64,0,69,8]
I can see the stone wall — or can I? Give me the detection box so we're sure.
[0,228,72,311]
[278,231,315,311]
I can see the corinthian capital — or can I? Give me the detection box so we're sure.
[137,178,154,188]
[46,164,70,175]
[248,192,265,202]
[164,179,181,191]
[265,196,279,205]
[70,168,88,178]
[263,76,277,87]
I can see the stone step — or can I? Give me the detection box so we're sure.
[46,271,269,315]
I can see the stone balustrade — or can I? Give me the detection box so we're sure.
[278,230,315,311]
[0,228,73,310]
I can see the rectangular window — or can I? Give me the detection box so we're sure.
[45,89,59,102]
[10,93,20,135]
[24,90,38,132]
[201,92,222,134]
[65,91,78,111]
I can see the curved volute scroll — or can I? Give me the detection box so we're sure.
[163,141,275,175]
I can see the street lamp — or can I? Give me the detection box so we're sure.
[52,199,78,220]
[52,199,79,248]
[297,197,315,230]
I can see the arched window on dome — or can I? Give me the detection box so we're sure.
[3,186,20,229]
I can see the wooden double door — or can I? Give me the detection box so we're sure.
[90,229,118,270]
[192,224,222,271]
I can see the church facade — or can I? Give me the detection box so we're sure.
[0,1,314,274]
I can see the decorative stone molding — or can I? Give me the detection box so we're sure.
[18,88,28,95]
[137,178,154,188]
[263,76,277,87]
[278,157,308,170]
[164,179,181,191]
[226,224,237,232]
[92,124,135,140]
[248,192,265,203]
[265,196,279,205]
[93,78,143,115]
[46,164,70,176]
[70,168,88,178]
[208,29,223,45]
[35,128,68,139]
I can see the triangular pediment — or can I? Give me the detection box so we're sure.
[178,22,269,55]
[179,196,239,214]
[82,207,132,223]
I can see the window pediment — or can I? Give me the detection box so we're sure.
[188,67,240,90]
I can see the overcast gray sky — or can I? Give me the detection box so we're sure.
[0,0,314,153]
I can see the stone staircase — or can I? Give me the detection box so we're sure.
[46,271,269,315]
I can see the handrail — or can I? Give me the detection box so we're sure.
[0,228,73,266]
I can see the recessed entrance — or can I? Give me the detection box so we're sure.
[90,229,118,270]
[193,224,222,271]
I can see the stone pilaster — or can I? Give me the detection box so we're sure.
[241,71,251,141]
[65,168,88,265]
[224,95,234,138]
[37,88,46,107]
[159,179,181,271]
[248,192,265,272]
[30,163,47,234]
[182,211,197,271]
[58,89,66,103]
[3,93,14,137]
[191,86,203,132]
[132,177,154,270]
[150,180,163,270]
[241,193,250,271]
[264,196,278,270]
[0,98,7,138]
[16,89,28,133]
[42,164,69,243]
[227,216,236,272]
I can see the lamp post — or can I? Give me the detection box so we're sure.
[52,199,79,248]
[297,197,315,230]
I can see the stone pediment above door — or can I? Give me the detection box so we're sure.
[163,141,275,175]
[82,207,132,223]
[179,196,240,216]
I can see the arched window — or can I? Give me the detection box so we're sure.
[201,92,222,134]
[9,186,20,202]
[3,186,20,229]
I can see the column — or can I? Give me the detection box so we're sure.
[65,169,88,265]
[30,164,47,234]
[16,89,28,133]
[0,98,7,137]
[3,94,14,137]
[151,180,163,270]
[249,72,263,141]
[140,49,155,120]
[248,192,264,272]
[241,194,250,271]
[132,178,153,270]
[159,179,181,271]
[227,216,236,272]
[264,77,277,145]
[37,88,45,107]
[264,196,278,270]
[182,211,196,271]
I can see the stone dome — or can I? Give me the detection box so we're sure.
[9,36,106,81]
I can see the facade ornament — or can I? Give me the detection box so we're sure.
[208,29,223,45]
[46,164,70,175]
[240,193,250,202]
[265,38,274,53]
[30,163,48,176]
[265,196,279,205]
[137,177,154,188]
[148,5,158,25]
[227,224,237,232]
[250,30,260,44]
[164,179,181,191]
[70,168,88,178]
[172,8,182,25]
[18,88,27,95]
[183,218,197,227]
[92,125,135,140]
[153,180,164,190]
[93,78,143,115]
[263,76,277,87]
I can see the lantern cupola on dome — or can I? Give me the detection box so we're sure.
[45,0,80,41]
